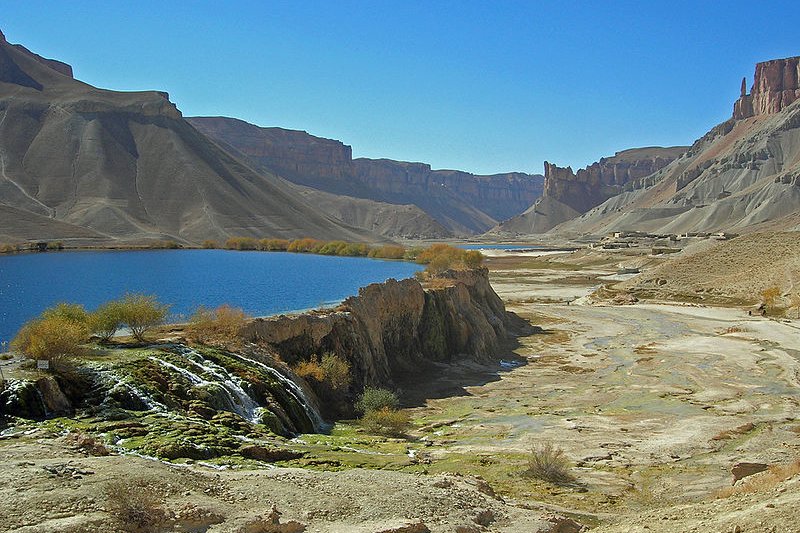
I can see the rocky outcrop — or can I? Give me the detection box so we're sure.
[492,147,686,234]
[189,117,544,235]
[734,57,800,119]
[554,57,800,236]
[243,268,515,390]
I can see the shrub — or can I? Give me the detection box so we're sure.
[320,353,352,392]
[64,431,111,456]
[287,238,325,253]
[761,286,781,314]
[361,407,411,437]
[117,294,169,342]
[186,304,249,345]
[224,236,259,250]
[415,244,484,274]
[258,238,290,251]
[12,315,88,368]
[89,301,125,342]
[105,480,168,532]
[293,360,324,382]
[368,245,406,259]
[355,387,399,414]
[201,239,219,249]
[522,443,575,485]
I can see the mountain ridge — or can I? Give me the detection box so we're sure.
[188,116,544,236]
[0,31,386,245]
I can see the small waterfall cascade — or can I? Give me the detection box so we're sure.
[164,345,326,433]
[233,352,327,432]
[152,347,261,423]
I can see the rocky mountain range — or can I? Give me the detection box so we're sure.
[492,146,687,234]
[514,56,800,237]
[0,30,387,245]
[188,117,543,237]
[0,30,546,245]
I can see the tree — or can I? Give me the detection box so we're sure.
[41,302,89,325]
[89,300,125,342]
[761,286,781,314]
[186,304,249,345]
[12,315,88,369]
[117,294,169,342]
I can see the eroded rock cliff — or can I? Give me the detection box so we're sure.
[492,146,686,234]
[243,268,515,391]
[734,56,800,119]
[189,117,544,236]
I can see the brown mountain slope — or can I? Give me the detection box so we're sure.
[552,56,800,236]
[491,146,687,235]
[0,30,383,245]
[188,116,545,236]
[618,231,800,305]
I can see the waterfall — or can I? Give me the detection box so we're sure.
[232,352,328,433]
[149,353,261,423]
[165,345,327,433]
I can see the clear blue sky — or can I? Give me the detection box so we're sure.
[4,1,799,175]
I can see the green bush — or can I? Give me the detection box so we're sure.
[89,301,126,342]
[116,294,169,342]
[320,353,352,392]
[361,407,411,437]
[355,387,399,414]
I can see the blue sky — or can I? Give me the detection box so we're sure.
[4,1,799,175]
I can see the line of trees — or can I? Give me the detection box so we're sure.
[12,295,169,370]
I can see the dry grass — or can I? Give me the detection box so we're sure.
[634,343,658,354]
[717,325,749,335]
[522,443,576,485]
[715,458,800,498]
[105,479,169,532]
[63,431,111,456]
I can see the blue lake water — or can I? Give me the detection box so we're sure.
[0,250,423,343]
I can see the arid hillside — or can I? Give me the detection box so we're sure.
[493,146,686,234]
[552,57,800,236]
[189,116,545,237]
[619,231,800,306]
[0,30,383,245]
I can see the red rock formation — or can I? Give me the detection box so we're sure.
[541,147,685,213]
[733,56,800,119]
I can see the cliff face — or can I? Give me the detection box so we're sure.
[0,31,383,244]
[189,117,544,236]
[492,146,686,235]
[243,268,514,391]
[554,57,800,236]
[734,57,800,119]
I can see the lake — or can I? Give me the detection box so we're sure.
[0,250,423,344]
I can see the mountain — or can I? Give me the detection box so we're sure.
[0,30,384,245]
[549,56,800,236]
[491,146,687,235]
[188,117,545,236]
